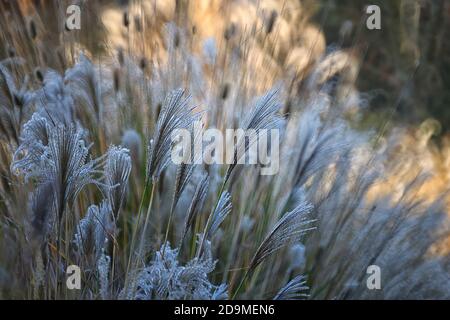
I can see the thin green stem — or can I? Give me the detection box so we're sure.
[161,195,177,259]
[124,180,149,289]
[232,268,250,300]
[138,181,156,255]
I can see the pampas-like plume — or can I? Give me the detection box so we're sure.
[146,89,196,183]
[105,146,132,219]
[172,161,195,212]
[169,121,201,215]
[13,119,104,222]
[249,201,314,272]
[164,121,203,248]
[206,191,232,239]
[195,190,232,258]
[74,201,112,259]
[144,89,197,260]
[30,70,75,124]
[212,284,229,300]
[181,174,209,243]
[171,121,202,212]
[65,54,104,122]
[134,241,227,300]
[224,90,283,184]
[44,125,105,220]
[11,113,49,181]
[290,107,354,187]
[273,275,309,300]
[242,90,284,134]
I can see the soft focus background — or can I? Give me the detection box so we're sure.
[314,0,450,134]
[3,0,450,133]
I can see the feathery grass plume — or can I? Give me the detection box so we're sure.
[140,89,196,263]
[242,89,284,132]
[302,153,450,299]
[224,90,283,184]
[11,113,49,181]
[196,190,232,258]
[212,284,229,300]
[335,196,450,300]
[39,125,104,220]
[64,54,104,122]
[249,201,314,273]
[104,146,132,219]
[163,121,202,249]
[146,88,196,183]
[206,191,232,239]
[167,119,203,237]
[172,118,203,205]
[74,201,112,259]
[181,173,209,243]
[30,70,74,124]
[290,105,354,188]
[134,241,227,300]
[274,275,309,300]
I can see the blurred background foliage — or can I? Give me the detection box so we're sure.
[313,0,450,137]
[1,0,449,136]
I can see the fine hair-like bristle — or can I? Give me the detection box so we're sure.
[105,146,132,219]
[146,89,196,182]
[274,275,309,300]
[249,201,314,273]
